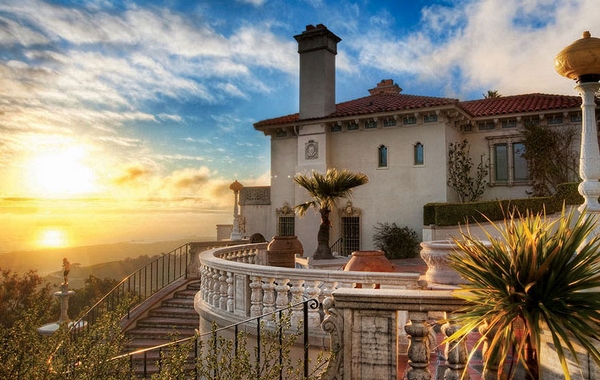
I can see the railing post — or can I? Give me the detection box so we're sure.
[405,311,431,380]
[442,312,470,380]
[479,322,500,380]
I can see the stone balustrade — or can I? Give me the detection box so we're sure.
[195,243,425,335]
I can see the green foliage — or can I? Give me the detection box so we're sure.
[521,122,579,197]
[447,207,600,380]
[68,275,119,318]
[0,268,57,328]
[293,168,369,216]
[447,140,488,203]
[423,183,582,226]
[372,223,419,259]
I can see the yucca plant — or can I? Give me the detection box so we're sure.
[446,207,600,380]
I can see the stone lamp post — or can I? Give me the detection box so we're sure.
[229,180,244,241]
[555,31,600,244]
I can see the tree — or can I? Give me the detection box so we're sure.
[483,90,502,98]
[294,168,368,259]
[0,269,56,328]
[521,121,579,196]
[447,140,488,203]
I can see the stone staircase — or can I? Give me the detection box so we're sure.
[124,280,201,377]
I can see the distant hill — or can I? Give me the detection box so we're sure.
[43,254,160,290]
[0,238,206,276]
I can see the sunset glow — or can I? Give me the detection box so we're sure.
[25,147,98,198]
[36,228,69,249]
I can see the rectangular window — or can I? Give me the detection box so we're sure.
[513,143,528,181]
[502,120,517,128]
[570,113,582,122]
[403,116,417,125]
[547,115,563,125]
[277,217,295,236]
[275,129,287,138]
[383,118,396,127]
[495,144,508,181]
[341,217,360,256]
[423,114,438,123]
[479,121,495,130]
[330,124,342,132]
[346,121,359,131]
[364,119,377,129]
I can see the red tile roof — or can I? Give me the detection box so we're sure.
[254,92,585,129]
[458,93,582,117]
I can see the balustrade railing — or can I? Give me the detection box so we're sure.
[198,243,425,337]
[112,298,321,379]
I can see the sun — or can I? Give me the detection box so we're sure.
[26,146,98,197]
[36,228,69,249]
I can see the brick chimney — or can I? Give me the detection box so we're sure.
[368,79,402,95]
[294,24,341,119]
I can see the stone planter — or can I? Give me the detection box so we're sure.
[267,236,303,268]
[420,240,489,285]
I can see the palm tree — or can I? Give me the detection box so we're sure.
[483,90,502,98]
[293,168,368,259]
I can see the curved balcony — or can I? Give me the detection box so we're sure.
[195,243,424,337]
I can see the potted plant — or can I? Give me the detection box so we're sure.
[446,207,600,379]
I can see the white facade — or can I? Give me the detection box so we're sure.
[241,24,589,257]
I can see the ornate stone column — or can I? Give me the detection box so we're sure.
[229,180,243,241]
[555,31,600,245]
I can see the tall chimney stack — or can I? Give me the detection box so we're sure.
[294,24,341,119]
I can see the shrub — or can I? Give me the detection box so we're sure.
[372,223,419,259]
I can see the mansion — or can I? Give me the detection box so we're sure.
[239,24,593,257]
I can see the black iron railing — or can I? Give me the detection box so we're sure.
[330,237,344,256]
[69,243,191,340]
[114,298,321,379]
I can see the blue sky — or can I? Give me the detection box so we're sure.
[0,0,596,209]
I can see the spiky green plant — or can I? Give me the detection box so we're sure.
[446,207,600,380]
[294,168,368,259]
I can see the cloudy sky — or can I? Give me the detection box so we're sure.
[0,0,597,249]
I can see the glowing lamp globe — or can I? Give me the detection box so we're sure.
[555,31,600,83]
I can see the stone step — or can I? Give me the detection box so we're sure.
[126,326,197,339]
[173,289,197,299]
[136,316,198,329]
[149,306,198,319]
[161,298,195,309]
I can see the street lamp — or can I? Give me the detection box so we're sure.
[555,31,600,243]
[229,180,244,241]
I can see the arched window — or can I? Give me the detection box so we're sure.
[378,145,388,168]
[414,142,424,165]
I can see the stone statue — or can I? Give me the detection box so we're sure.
[62,258,70,284]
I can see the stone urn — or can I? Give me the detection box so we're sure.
[267,236,303,268]
[420,240,489,285]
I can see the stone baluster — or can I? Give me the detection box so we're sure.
[289,278,305,328]
[249,275,263,317]
[262,277,277,316]
[441,312,470,380]
[205,267,214,303]
[404,311,431,380]
[200,266,208,301]
[219,270,228,310]
[305,280,323,329]
[479,322,500,380]
[320,280,338,300]
[211,270,220,307]
[275,278,290,309]
[226,272,234,312]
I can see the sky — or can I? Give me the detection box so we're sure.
[0,0,598,251]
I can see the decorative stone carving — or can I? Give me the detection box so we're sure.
[420,240,491,285]
[320,297,344,380]
[239,186,270,205]
[405,311,431,380]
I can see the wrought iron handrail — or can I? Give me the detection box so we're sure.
[112,298,321,379]
[330,237,344,256]
[68,243,192,340]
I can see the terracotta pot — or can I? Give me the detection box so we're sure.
[267,236,303,268]
[343,250,395,272]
